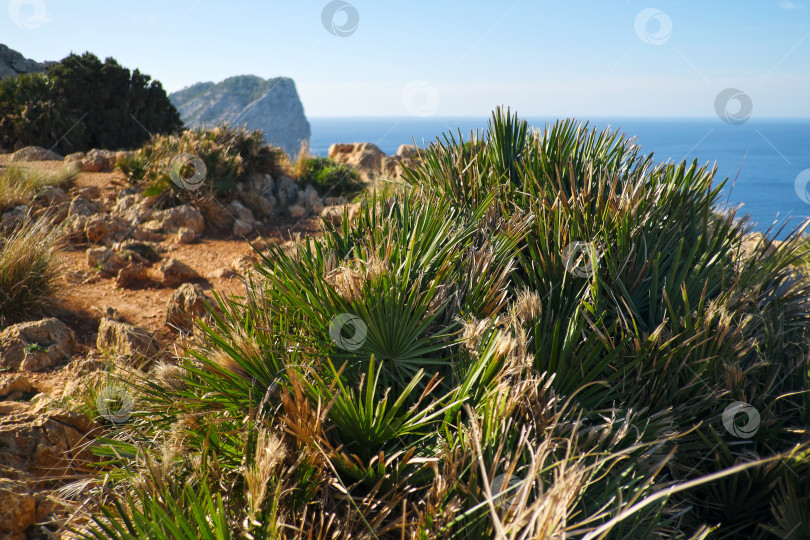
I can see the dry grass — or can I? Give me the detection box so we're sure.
[0,214,64,326]
[0,163,78,212]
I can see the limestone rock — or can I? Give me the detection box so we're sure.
[0,44,45,80]
[150,205,204,235]
[233,219,252,236]
[9,146,61,162]
[0,401,97,483]
[115,262,149,288]
[176,226,195,244]
[68,196,100,218]
[328,142,387,177]
[0,376,34,400]
[169,75,311,160]
[96,317,157,364]
[0,318,78,372]
[276,176,299,207]
[87,247,127,276]
[159,258,200,287]
[166,283,212,333]
[0,479,36,535]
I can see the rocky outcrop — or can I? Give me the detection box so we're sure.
[169,75,311,159]
[0,319,78,372]
[0,44,45,80]
[328,142,400,180]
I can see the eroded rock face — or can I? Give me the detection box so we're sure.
[0,319,78,372]
[169,75,310,160]
[0,401,97,535]
[0,44,45,80]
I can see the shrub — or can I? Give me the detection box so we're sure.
[0,52,182,153]
[76,109,810,539]
[0,215,63,326]
[295,156,365,198]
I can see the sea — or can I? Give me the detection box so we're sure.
[309,117,810,240]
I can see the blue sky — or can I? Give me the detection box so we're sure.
[3,1,809,118]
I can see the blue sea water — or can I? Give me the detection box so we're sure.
[309,117,810,239]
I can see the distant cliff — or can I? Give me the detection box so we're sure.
[169,75,310,159]
[0,44,45,79]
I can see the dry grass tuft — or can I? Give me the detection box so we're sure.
[0,214,64,326]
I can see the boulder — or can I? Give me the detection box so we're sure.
[84,216,124,245]
[166,283,213,333]
[35,186,69,206]
[176,227,196,244]
[288,205,306,218]
[115,262,149,288]
[112,193,157,225]
[149,205,204,235]
[68,196,101,218]
[328,142,387,177]
[226,200,256,224]
[158,258,200,287]
[0,401,97,481]
[276,176,299,207]
[233,219,252,236]
[96,318,158,365]
[0,318,78,372]
[86,247,127,276]
[9,146,62,162]
[77,149,116,172]
[0,479,36,535]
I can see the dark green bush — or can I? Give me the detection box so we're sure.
[296,156,364,197]
[0,52,182,153]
